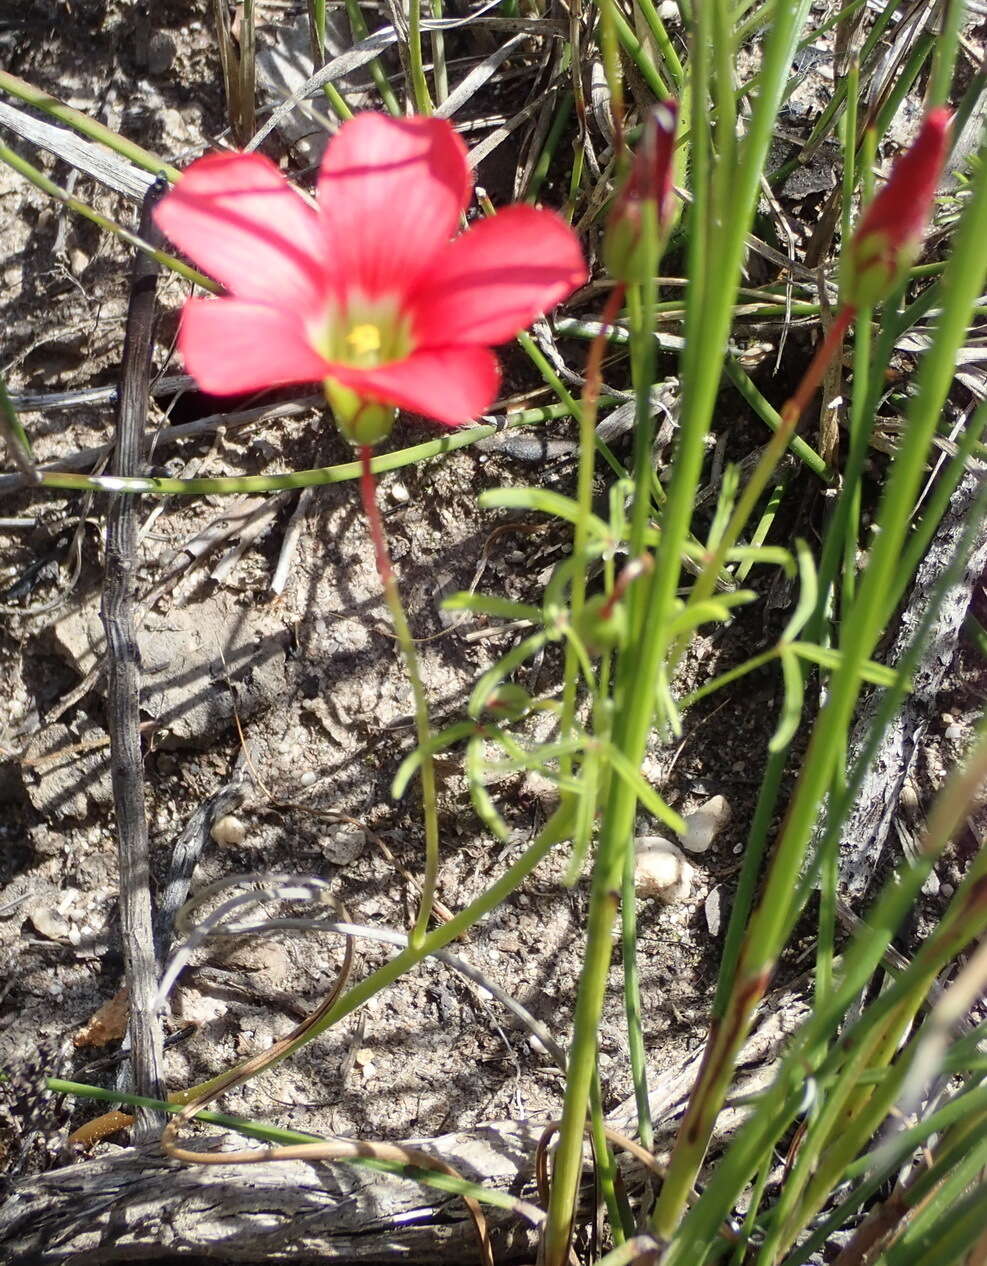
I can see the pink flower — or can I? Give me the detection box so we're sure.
[153,113,586,443]
[842,108,951,309]
[603,101,678,284]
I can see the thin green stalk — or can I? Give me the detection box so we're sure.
[626,274,659,563]
[559,284,625,785]
[840,58,859,249]
[546,7,812,1255]
[358,446,438,948]
[721,355,833,480]
[666,727,987,1261]
[28,400,614,497]
[541,92,662,1266]
[343,0,402,116]
[766,0,898,187]
[0,142,216,292]
[654,133,987,1239]
[406,0,434,114]
[840,305,870,606]
[309,0,326,57]
[0,69,181,183]
[773,858,987,1259]
[871,33,936,146]
[882,1166,987,1266]
[608,2,670,99]
[590,1070,631,1244]
[525,91,573,204]
[47,1080,539,1213]
[782,1081,987,1266]
[928,0,964,107]
[429,0,448,103]
[0,374,37,482]
[322,80,355,121]
[733,478,787,584]
[678,306,854,657]
[632,0,684,87]
[621,843,653,1152]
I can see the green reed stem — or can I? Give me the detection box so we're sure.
[344,0,402,116]
[667,728,987,1262]
[406,0,434,113]
[559,285,625,789]
[653,125,987,1241]
[0,375,37,483]
[28,400,619,497]
[358,446,438,948]
[0,69,181,183]
[429,0,448,102]
[0,142,216,292]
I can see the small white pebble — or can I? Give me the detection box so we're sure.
[681,795,732,854]
[299,770,317,787]
[634,836,694,903]
[945,724,963,741]
[211,815,247,846]
[705,886,722,937]
[390,480,410,503]
[528,1034,549,1056]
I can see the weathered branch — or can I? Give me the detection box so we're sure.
[100,179,168,1136]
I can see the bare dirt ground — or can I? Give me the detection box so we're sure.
[0,0,983,1252]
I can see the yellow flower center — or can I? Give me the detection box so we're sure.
[346,323,383,359]
[311,295,413,370]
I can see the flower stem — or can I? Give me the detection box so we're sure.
[674,302,855,652]
[358,445,439,948]
[558,282,626,772]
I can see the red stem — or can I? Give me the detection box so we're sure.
[783,303,856,427]
[584,282,627,424]
[358,444,395,592]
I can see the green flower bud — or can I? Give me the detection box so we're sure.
[325,378,397,446]
[576,593,628,656]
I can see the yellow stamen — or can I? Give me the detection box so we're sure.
[346,323,383,359]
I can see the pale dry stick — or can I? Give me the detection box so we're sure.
[0,490,95,618]
[101,177,168,1136]
[160,873,565,1068]
[155,889,508,1266]
[155,881,516,1266]
[75,882,356,1146]
[7,373,193,411]
[270,486,315,596]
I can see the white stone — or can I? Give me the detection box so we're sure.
[634,836,693,903]
[211,815,247,846]
[681,794,732,854]
[705,886,722,936]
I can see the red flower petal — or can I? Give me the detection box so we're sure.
[154,153,330,313]
[854,108,951,251]
[317,113,471,301]
[409,205,587,347]
[329,346,500,426]
[178,298,331,395]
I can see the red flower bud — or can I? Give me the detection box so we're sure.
[604,101,678,284]
[842,108,951,309]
